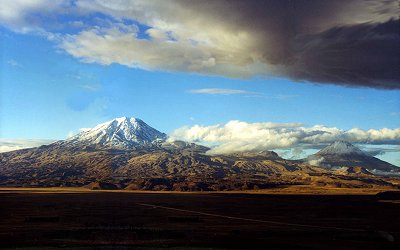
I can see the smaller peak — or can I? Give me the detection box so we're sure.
[318,140,365,156]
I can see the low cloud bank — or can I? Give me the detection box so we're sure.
[0,139,56,153]
[169,121,400,155]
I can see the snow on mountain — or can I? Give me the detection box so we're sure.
[66,117,167,148]
[316,140,365,156]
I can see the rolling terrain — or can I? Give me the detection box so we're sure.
[0,117,399,191]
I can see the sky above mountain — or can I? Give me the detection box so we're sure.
[0,0,399,165]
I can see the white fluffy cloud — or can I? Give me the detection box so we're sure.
[169,121,400,155]
[61,0,266,78]
[60,24,263,78]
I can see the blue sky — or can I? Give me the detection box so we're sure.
[2,27,398,136]
[0,0,399,165]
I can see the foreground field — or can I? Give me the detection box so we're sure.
[0,189,399,249]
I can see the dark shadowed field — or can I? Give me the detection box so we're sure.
[0,190,399,249]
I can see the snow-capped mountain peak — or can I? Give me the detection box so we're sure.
[66,117,167,148]
[317,140,365,156]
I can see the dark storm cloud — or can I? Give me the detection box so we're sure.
[177,0,399,88]
[285,19,400,89]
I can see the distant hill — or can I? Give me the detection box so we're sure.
[306,141,399,173]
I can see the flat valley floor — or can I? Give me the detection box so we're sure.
[0,188,399,249]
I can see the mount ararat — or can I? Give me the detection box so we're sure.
[0,117,398,191]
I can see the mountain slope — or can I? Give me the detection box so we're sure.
[306,141,399,172]
[1,142,395,190]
